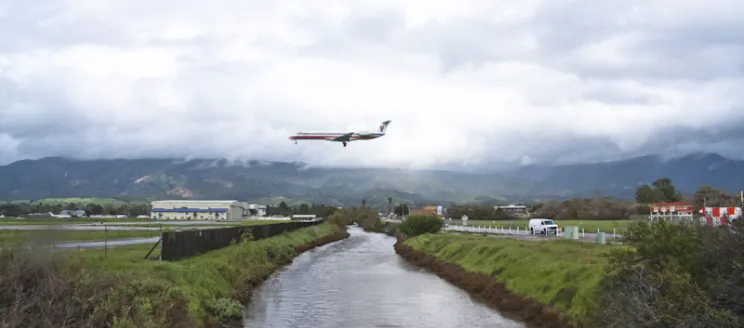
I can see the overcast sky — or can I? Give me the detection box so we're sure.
[1,0,743,169]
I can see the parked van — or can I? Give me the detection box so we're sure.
[528,218,559,235]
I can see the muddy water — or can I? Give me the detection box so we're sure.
[244,227,525,328]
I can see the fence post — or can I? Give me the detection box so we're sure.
[104,226,108,260]
[613,228,616,238]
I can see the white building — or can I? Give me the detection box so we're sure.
[150,200,249,221]
[247,204,267,217]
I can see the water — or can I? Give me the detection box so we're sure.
[244,227,525,328]
[53,237,161,249]
[0,225,161,231]
[0,224,227,231]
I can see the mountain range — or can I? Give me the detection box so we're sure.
[0,153,741,207]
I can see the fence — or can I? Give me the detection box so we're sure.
[160,219,324,261]
[444,224,564,237]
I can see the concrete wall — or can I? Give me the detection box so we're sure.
[150,200,248,221]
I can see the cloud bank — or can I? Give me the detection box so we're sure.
[1,0,743,169]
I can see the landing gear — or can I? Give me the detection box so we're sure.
[343,142,347,147]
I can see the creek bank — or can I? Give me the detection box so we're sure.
[215,225,350,327]
[394,239,571,328]
[0,222,349,328]
[394,233,612,328]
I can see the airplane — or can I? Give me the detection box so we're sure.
[289,120,391,147]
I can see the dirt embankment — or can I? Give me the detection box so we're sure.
[393,237,575,328]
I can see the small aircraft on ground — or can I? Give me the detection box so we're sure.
[289,120,391,147]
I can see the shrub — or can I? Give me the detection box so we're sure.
[327,209,353,227]
[398,215,443,237]
[0,247,194,328]
[596,219,744,327]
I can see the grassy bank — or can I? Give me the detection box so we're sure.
[0,222,349,327]
[448,219,630,233]
[399,233,616,327]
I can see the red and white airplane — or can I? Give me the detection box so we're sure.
[289,120,391,147]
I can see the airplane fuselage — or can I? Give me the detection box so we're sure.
[289,120,391,147]
[289,132,384,141]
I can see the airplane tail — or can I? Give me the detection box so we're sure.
[379,120,391,134]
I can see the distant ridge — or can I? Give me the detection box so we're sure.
[1,153,741,206]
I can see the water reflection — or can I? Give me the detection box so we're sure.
[244,227,524,328]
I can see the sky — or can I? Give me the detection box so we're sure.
[1,0,743,170]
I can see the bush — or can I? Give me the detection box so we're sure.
[398,215,443,237]
[0,247,194,328]
[327,209,353,227]
[596,219,744,327]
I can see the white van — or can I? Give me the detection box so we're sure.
[528,218,559,235]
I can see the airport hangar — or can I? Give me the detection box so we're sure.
[150,200,251,221]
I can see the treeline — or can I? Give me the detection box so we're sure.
[636,177,742,208]
[265,202,337,218]
[598,220,744,326]
[0,200,339,219]
[531,198,646,221]
[531,178,741,221]
[447,205,521,221]
[0,202,149,217]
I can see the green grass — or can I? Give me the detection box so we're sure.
[0,230,160,244]
[448,219,631,233]
[404,233,619,326]
[72,222,345,325]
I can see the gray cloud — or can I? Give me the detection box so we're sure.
[1,0,743,169]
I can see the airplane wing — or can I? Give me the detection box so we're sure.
[332,132,354,142]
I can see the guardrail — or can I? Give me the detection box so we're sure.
[444,224,563,236]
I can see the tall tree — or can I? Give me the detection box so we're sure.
[635,184,656,203]
[298,203,310,214]
[652,177,683,202]
[276,201,291,216]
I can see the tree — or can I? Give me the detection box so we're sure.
[297,203,310,214]
[394,204,409,216]
[652,177,683,202]
[635,184,656,203]
[276,201,291,216]
[635,178,683,204]
[692,184,738,208]
[0,204,24,217]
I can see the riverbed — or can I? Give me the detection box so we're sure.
[244,226,524,328]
